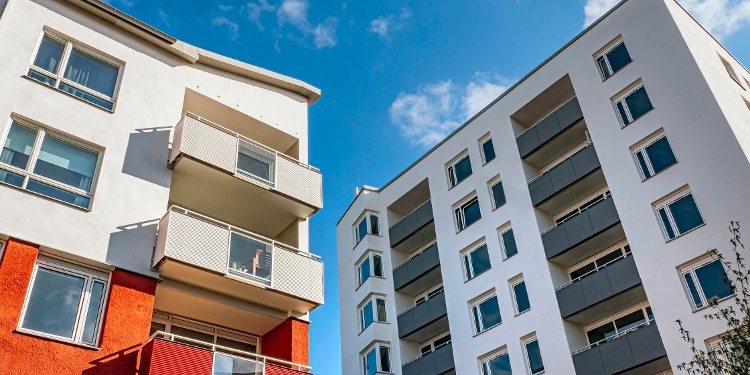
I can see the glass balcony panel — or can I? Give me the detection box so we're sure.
[213,353,263,375]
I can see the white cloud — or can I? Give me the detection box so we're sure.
[369,17,390,40]
[390,74,510,148]
[583,0,750,40]
[277,0,338,49]
[212,16,240,41]
[368,8,411,42]
[244,0,276,30]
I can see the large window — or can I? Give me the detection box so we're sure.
[19,258,108,346]
[455,196,481,231]
[237,142,275,186]
[419,332,451,356]
[28,34,122,111]
[489,177,506,209]
[632,132,677,180]
[357,252,383,286]
[613,84,653,127]
[480,135,496,164]
[471,293,502,334]
[463,243,491,281]
[0,121,100,208]
[655,190,704,240]
[596,41,632,79]
[568,242,630,281]
[228,232,272,286]
[499,225,518,259]
[522,335,545,375]
[363,343,391,375]
[359,295,387,332]
[355,212,380,244]
[447,153,472,187]
[481,348,511,375]
[681,255,733,310]
[510,275,531,315]
[584,304,653,347]
[150,312,258,354]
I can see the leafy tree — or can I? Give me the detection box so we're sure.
[676,221,750,375]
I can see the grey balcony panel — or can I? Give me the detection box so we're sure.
[517,127,541,157]
[544,198,620,260]
[528,174,555,205]
[535,115,562,144]
[529,145,601,206]
[571,146,600,177]
[588,198,620,233]
[548,161,576,193]
[542,225,569,258]
[390,201,435,248]
[573,323,667,375]
[556,97,584,127]
[393,244,441,292]
[516,97,584,158]
[398,291,448,339]
[402,343,455,375]
[564,213,595,247]
[558,256,641,318]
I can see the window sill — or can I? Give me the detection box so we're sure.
[620,108,655,129]
[515,308,531,317]
[692,294,736,313]
[355,276,387,292]
[22,75,115,113]
[357,321,389,336]
[15,328,100,350]
[665,223,706,243]
[600,60,633,82]
[353,234,382,251]
[639,162,678,182]
[472,322,502,337]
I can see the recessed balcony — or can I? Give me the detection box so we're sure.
[153,206,324,314]
[389,200,435,251]
[516,96,584,159]
[528,144,602,208]
[169,113,322,239]
[402,341,455,375]
[397,290,449,342]
[393,243,442,295]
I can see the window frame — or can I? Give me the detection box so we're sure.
[354,211,380,245]
[488,176,506,210]
[631,131,678,180]
[498,224,518,260]
[413,284,444,307]
[26,31,124,111]
[522,334,545,375]
[719,55,744,89]
[510,274,531,315]
[462,241,492,281]
[654,188,705,241]
[362,342,391,375]
[446,152,472,188]
[454,195,481,232]
[356,251,384,287]
[236,142,276,187]
[17,257,110,347]
[583,302,653,347]
[358,294,388,332]
[151,311,260,353]
[553,188,610,225]
[612,83,654,127]
[0,119,103,210]
[595,39,633,80]
[480,347,511,375]
[470,292,502,334]
[567,241,630,283]
[679,253,734,311]
[419,331,451,356]
[479,134,496,165]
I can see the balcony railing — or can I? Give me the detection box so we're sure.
[389,199,434,249]
[541,195,620,260]
[153,206,324,305]
[143,331,311,374]
[170,113,322,210]
[402,341,455,375]
[516,96,584,158]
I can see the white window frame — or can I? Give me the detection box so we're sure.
[488,175,506,210]
[498,223,518,260]
[479,134,495,165]
[510,274,531,315]
[479,347,510,375]
[706,335,733,374]
[654,188,705,241]
[358,294,388,332]
[27,31,124,111]
[553,188,610,225]
[462,241,491,281]
[354,211,380,245]
[583,302,652,347]
[567,241,630,283]
[419,331,451,356]
[446,152,472,188]
[0,239,5,260]
[236,142,276,187]
[522,333,545,375]
[631,130,677,180]
[470,291,502,334]
[595,39,632,80]
[151,311,260,352]
[362,342,392,375]
[454,194,481,232]
[0,119,103,209]
[612,83,653,127]
[679,252,734,311]
[414,284,444,306]
[18,257,109,347]
[356,251,384,287]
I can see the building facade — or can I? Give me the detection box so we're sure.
[336,0,750,374]
[0,0,324,374]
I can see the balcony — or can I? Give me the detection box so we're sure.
[389,200,435,251]
[542,197,621,264]
[516,96,584,158]
[402,342,456,375]
[141,332,311,375]
[572,321,670,375]
[169,113,322,239]
[556,255,643,322]
[398,290,449,342]
[528,144,602,207]
[393,244,442,295]
[153,206,324,314]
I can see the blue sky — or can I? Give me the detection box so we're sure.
[103,0,750,373]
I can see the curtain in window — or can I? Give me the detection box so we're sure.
[63,49,118,97]
[33,37,65,74]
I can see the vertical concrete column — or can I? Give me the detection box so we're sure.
[261,318,310,366]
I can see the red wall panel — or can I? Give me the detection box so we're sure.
[144,339,213,375]
[0,238,157,374]
[266,363,311,375]
[261,318,310,366]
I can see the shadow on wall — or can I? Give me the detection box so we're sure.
[82,344,142,375]
[107,220,160,274]
[122,127,172,188]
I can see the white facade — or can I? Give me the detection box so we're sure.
[337,1,750,374]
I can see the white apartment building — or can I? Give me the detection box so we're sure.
[336,0,750,374]
[0,1,323,374]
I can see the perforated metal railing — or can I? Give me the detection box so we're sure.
[571,319,655,355]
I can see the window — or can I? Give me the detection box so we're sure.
[596,41,632,79]
[489,177,506,209]
[463,243,491,280]
[447,153,472,187]
[151,312,258,353]
[584,304,653,347]
[706,336,734,375]
[510,275,531,314]
[414,285,444,306]
[237,142,275,186]
[568,242,630,281]
[719,55,744,88]
[455,196,481,231]
[655,189,704,240]
[522,335,545,375]
[0,120,101,209]
[554,189,610,225]
[471,293,502,334]
[28,34,122,111]
[228,232,272,286]
[363,343,391,375]
[680,255,733,310]
[480,136,496,164]
[613,84,654,126]
[357,252,383,286]
[632,132,677,180]
[359,295,387,331]
[481,348,511,375]
[19,258,108,346]
[499,225,518,259]
[355,212,380,244]
[420,333,451,356]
